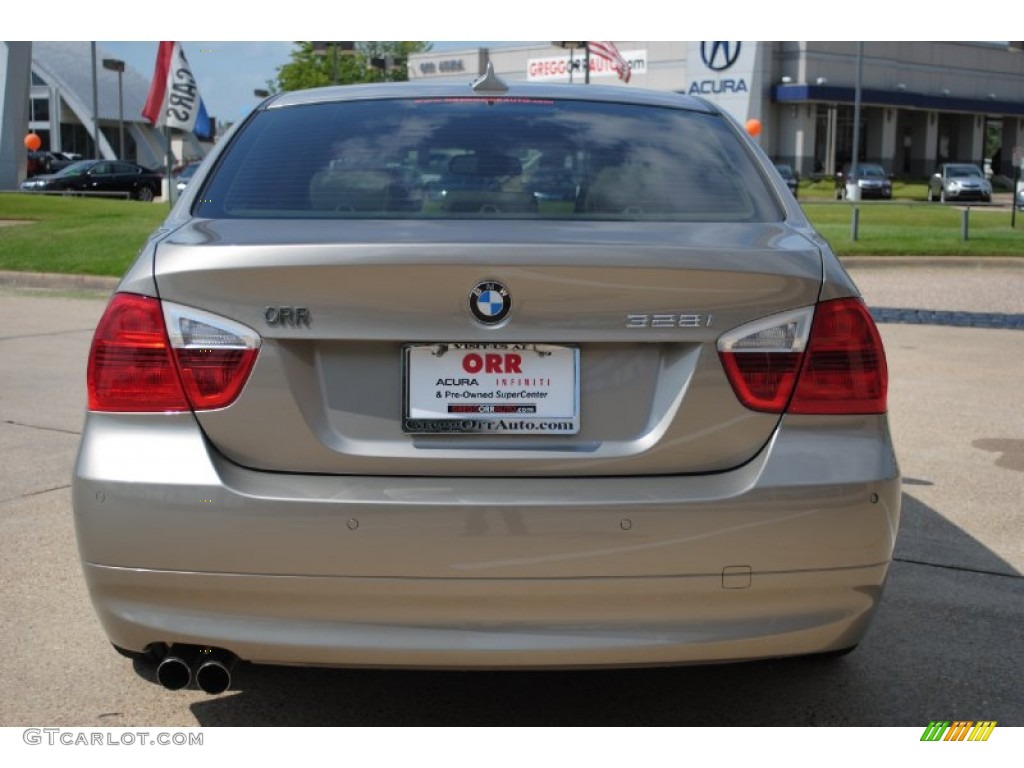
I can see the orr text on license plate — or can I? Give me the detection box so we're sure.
[403,343,580,434]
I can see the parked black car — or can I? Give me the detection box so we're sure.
[26,150,81,177]
[834,163,892,200]
[21,160,162,201]
[773,163,799,198]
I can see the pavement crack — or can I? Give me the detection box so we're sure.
[0,328,94,342]
[0,484,71,506]
[2,419,81,436]
[893,556,1022,580]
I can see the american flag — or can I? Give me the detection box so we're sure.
[588,41,632,83]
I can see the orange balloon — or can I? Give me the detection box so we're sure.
[745,119,762,137]
[24,133,42,151]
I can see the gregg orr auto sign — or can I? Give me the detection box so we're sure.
[527,50,647,82]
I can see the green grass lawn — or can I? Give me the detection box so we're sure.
[0,193,166,276]
[803,201,1024,256]
[1,191,1022,277]
[799,179,929,201]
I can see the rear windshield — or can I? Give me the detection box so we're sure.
[195,96,781,222]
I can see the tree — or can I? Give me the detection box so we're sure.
[275,42,432,92]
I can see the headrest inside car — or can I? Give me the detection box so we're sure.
[449,154,522,177]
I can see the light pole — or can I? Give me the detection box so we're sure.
[102,58,125,159]
[847,42,864,201]
[90,43,100,158]
[312,42,355,85]
[552,42,586,84]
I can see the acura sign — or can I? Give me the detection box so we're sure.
[687,41,762,125]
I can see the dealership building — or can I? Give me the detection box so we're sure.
[408,42,1024,179]
[1,41,209,190]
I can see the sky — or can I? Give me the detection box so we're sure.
[99,41,296,123]
[97,42,539,125]
[19,2,1017,127]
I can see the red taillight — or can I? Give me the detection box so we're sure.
[88,294,188,411]
[718,352,803,411]
[789,299,888,414]
[718,298,887,415]
[173,348,257,410]
[87,293,260,412]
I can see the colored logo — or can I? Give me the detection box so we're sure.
[470,281,511,325]
[920,721,997,742]
[701,42,741,72]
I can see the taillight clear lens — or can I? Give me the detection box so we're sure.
[789,298,887,414]
[87,293,260,412]
[717,307,813,412]
[717,299,887,415]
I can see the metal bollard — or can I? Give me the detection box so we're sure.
[961,207,969,241]
[851,206,860,241]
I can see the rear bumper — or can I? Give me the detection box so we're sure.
[83,564,888,668]
[73,412,900,667]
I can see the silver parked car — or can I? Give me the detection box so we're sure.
[74,72,900,692]
[928,163,992,203]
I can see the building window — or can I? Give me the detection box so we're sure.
[31,71,47,86]
[30,98,50,122]
[61,123,93,157]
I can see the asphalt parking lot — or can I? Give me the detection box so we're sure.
[0,263,1022,727]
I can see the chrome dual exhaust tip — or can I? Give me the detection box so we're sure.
[154,645,236,694]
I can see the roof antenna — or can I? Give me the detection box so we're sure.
[471,61,508,94]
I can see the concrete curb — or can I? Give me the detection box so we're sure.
[0,270,119,293]
[841,256,1024,269]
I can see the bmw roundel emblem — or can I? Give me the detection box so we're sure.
[470,281,511,325]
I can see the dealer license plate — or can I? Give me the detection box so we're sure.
[403,343,580,434]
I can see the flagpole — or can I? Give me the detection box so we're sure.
[165,125,173,206]
[90,43,100,157]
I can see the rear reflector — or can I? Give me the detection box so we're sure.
[718,299,887,415]
[87,293,260,412]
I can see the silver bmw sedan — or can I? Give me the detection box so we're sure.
[73,72,899,693]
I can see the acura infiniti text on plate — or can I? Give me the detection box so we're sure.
[73,67,899,693]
